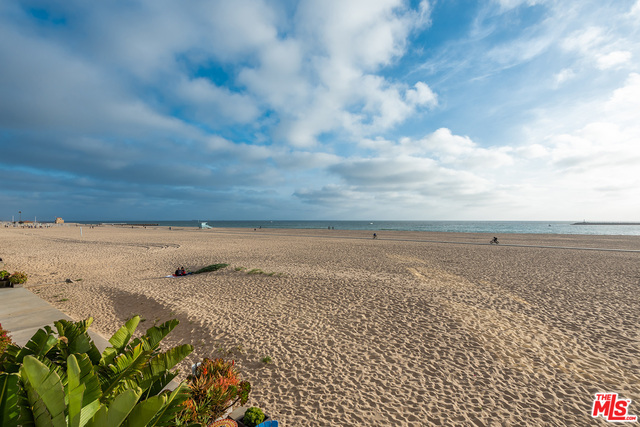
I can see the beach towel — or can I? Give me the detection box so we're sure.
[164,272,193,278]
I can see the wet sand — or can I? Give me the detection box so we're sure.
[2,225,639,425]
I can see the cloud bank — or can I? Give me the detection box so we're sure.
[1,0,639,221]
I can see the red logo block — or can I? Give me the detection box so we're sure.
[592,393,637,422]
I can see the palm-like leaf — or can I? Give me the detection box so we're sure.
[20,355,66,427]
[54,319,101,365]
[73,354,102,407]
[0,372,20,427]
[99,344,150,402]
[85,387,142,427]
[130,319,179,352]
[67,354,102,427]
[148,383,192,427]
[100,316,141,369]
[109,317,140,352]
[105,388,142,426]
[140,344,193,397]
[1,329,58,373]
[123,394,166,427]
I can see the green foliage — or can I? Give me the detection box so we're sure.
[0,316,194,426]
[260,356,272,364]
[0,372,20,426]
[8,271,28,285]
[238,268,283,277]
[176,358,251,426]
[0,270,10,280]
[193,264,229,274]
[242,407,265,427]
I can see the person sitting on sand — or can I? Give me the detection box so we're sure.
[491,236,499,244]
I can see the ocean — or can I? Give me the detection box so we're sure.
[72,220,640,236]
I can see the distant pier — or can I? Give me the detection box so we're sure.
[572,222,640,225]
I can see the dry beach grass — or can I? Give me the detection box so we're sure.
[2,225,639,426]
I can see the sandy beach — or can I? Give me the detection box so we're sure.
[2,225,639,426]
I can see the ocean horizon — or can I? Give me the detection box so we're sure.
[68,220,640,236]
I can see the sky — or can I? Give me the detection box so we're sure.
[1,0,639,222]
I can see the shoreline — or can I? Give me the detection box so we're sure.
[5,219,640,237]
[2,226,639,425]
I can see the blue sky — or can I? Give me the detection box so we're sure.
[1,0,639,221]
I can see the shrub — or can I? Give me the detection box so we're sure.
[0,270,9,280]
[8,271,28,285]
[243,407,266,427]
[0,323,12,357]
[177,358,251,425]
[194,264,229,274]
[0,316,193,426]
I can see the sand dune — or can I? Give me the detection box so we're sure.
[2,225,639,425]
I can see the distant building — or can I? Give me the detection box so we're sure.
[55,217,64,224]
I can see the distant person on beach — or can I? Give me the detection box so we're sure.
[373,233,377,239]
[491,236,499,244]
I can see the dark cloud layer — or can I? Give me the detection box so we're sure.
[1,1,639,221]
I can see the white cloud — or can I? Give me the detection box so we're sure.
[406,82,438,107]
[512,72,640,215]
[243,0,435,146]
[175,78,260,124]
[561,25,636,72]
[515,143,548,159]
[330,156,492,195]
[596,50,632,69]
[554,68,576,85]
[359,128,514,170]
[605,72,640,120]
[493,0,545,11]
[296,0,413,68]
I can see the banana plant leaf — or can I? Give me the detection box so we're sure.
[99,344,149,401]
[20,355,66,427]
[99,316,141,369]
[67,354,102,427]
[54,319,101,365]
[130,319,179,352]
[105,388,142,427]
[148,383,192,427]
[139,344,193,396]
[85,387,142,427]
[2,329,59,372]
[123,394,166,427]
[108,317,140,353]
[0,372,20,427]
